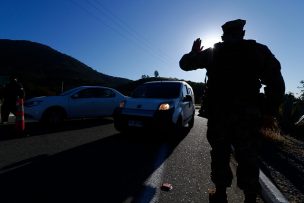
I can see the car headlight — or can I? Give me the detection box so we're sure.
[24,100,43,107]
[159,103,170,111]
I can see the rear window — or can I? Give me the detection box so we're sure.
[132,83,181,99]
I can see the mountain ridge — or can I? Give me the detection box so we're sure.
[0,39,132,97]
[0,39,204,103]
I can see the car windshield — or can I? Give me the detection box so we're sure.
[132,83,181,99]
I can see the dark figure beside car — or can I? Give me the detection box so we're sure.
[1,76,25,124]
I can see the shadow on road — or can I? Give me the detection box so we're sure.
[0,118,114,141]
[0,130,187,203]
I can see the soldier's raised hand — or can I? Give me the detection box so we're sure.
[191,38,203,53]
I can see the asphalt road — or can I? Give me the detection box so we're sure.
[0,115,253,203]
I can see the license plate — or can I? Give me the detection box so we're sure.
[128,120,143,127]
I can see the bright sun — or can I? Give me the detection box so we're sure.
[202,35,221,48]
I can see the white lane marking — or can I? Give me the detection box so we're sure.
[260,171,289,203]
[137,143,169,203]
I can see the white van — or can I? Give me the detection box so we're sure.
[113,81,195,133]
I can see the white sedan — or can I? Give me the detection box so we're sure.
[24,86,126,124]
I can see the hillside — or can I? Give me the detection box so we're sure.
[0,39,204,102]
[0,39,131,97]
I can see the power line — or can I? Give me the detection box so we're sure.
[92,0,175,64]
[69,0,175,67]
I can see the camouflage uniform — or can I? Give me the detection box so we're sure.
[180,19,285,198]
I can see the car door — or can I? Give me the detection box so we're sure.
[68,88,97,118]
[90,88,117,117]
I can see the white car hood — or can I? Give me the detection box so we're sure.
[125,98,175,110]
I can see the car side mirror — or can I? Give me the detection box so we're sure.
[183,95,192,102]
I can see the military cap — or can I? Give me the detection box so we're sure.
[222,19,246,34]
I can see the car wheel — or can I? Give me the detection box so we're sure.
[42,108,65,125]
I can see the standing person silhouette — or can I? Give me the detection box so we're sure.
[180,19,285,203]
[1,76,25,124]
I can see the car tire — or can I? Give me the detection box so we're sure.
[42,108,65,126]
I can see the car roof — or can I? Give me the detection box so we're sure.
[68,86,113,91]
[144,80,188,85]
[61,85,119,96]
[77,85,110,88]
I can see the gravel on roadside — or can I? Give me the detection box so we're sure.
[259,133,304,203]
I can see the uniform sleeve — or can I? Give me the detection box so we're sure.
[179,48,212,71]
[258,44,285,116]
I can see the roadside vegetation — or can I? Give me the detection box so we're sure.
[258,81,304,202]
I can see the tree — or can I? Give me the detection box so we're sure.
[154,70,159,78]
[298,80,304,101]
[141,74,150,79]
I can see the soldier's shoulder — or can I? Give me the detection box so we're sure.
[245,40,273,55]
[214,42,223,48]
[245,40,269,49]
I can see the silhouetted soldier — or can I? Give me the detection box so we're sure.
[180,19,285,203]
[0,76,25,124]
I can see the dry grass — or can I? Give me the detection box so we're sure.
[259,118,286,143]
[260,127,285,143]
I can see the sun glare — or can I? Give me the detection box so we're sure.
[202,35,221,49]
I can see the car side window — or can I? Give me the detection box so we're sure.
[103,89,115,98]
[182,85,188,97]
[95,88,115,98]
[187,87,193,95]
[76,88,96,98]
